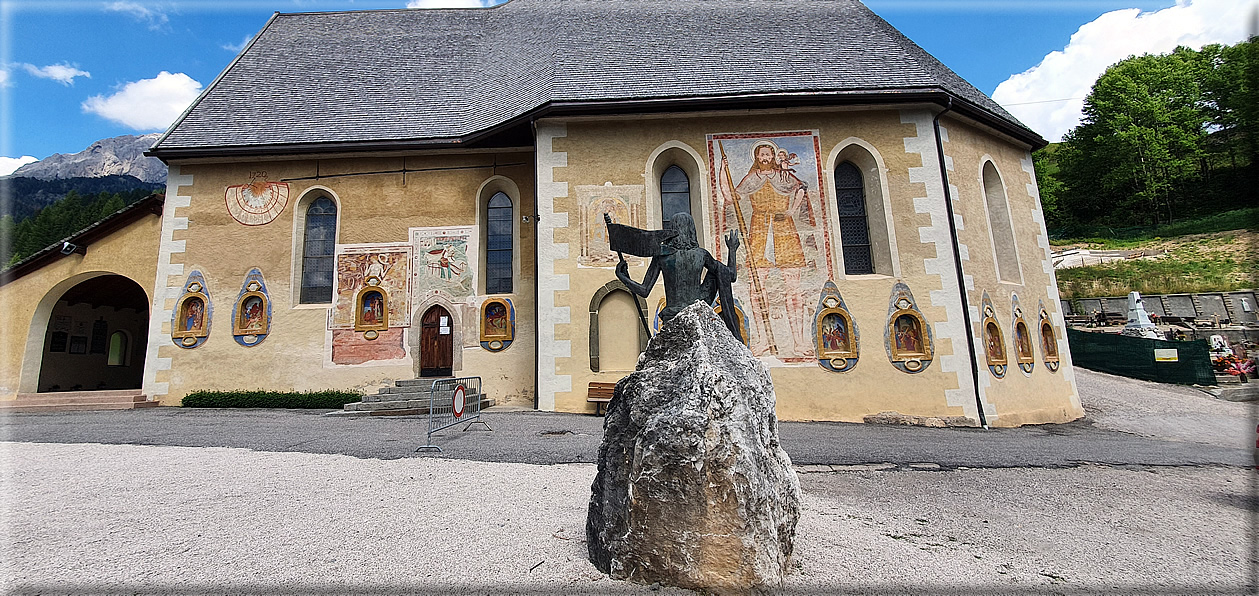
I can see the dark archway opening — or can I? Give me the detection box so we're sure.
[38,275,148,392]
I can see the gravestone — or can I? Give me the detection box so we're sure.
[1078,298,1103,317]
[1122,292,1160,339]
[1141,295,1167,318]
[1226,292,1258,323]
[587,301,800,592]
[1103,297,1129,316]
[1163,294,1197,319]
[1196,294,1229,322]
[1060,299,1075,316]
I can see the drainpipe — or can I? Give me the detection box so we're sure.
[932,98,988,429]
[531,119,541,411]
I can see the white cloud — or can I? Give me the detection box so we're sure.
[0,69,9,88]
[406,0,496,8]
[221,35,252,53]
[992,0,1258,142]
[0,156,39,177]
[19,63,91,86]
[81,71,202,131]
[105,1,169,30]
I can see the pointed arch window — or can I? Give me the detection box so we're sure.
[300,197,337,303]
[486,192,513,295]
[660,165,691,231]
[835,161,873,275]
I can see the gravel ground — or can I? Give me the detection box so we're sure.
[2,369,1256,594]
[2,443,1253,595]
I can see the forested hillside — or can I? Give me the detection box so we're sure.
[1,188,156,266]
[4,175,164,222]
[1037,38,1257,235]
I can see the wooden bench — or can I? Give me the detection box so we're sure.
[588,382,616,415]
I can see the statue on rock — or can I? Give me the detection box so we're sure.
[586,301,801,592]
[606,212,742,340]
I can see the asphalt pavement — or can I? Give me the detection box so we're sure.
[2,368,1253,468]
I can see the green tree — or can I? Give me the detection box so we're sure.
[1032,146,1067,228]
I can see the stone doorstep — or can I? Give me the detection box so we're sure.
[14,390,145,404]
[0,400,160,413]
[362,390,483,404]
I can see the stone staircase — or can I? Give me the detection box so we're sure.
[327,378,494,417]
[0,389,159,413]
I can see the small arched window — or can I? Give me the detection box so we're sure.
[660,165,691,231]
[107,331,127,366]
[300,197,337,303]
[486,192,513,294]
[835,162,872,275]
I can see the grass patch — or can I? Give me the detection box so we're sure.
[1051,207,1259,249]
[1057,249,1256,299]
[181,389,363,409]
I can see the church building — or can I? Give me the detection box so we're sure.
[1,0,1082,426]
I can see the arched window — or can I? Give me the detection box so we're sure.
[107,331,128,366]
[835,161,872,275]
[660,165,691,231]
[983,162,1020,283]
[486,192,513,294]
[300,197,337,303]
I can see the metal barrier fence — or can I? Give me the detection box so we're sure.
[1067,328,1216,386]
[415,376,490,452]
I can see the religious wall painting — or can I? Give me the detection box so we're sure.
[354,284,389,339]
[410,227,475,300]
[1011,294,1034,375]
[480,297,515,352]
[1039,300,1061,373]
[713,296,751,347]
[332,244,412,331]
[885,282,932,373]
[651,297,666,335]
[231,268,271,346]
[225,171,290,226]
[981,292,1007,378]
[172,271,212,349]
[578,184,645,268]
[708,130,835,363]
[813,281,859,373]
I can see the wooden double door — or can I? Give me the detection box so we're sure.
[420,305,453,377]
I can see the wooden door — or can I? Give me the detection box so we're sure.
[420,306,453,377]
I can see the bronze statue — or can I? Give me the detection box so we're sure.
[605,212,742,340]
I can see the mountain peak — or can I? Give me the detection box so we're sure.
[12,134,167,184]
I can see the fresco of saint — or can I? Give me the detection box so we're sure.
[821,314,848,352]
[485,303,509,336]
[241,297,264,331]
[895,315,921,354]
[183,299,204,332]
[713,132,830,360]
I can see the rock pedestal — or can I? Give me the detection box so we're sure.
[586,301,801,592]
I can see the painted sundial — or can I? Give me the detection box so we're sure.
[225,172,290,226]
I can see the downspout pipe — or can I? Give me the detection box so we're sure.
[932,98,989,429]
[531,119,540,411]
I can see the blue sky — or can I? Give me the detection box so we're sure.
[1,0,1255,175]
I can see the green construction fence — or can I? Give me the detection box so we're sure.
[1066,328,1216,386]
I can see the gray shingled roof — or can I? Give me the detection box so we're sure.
[152,0,1040,156]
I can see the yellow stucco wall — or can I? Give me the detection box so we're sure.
[151,151,537,406]
[0,213,161,399]
[537,107,1081,426]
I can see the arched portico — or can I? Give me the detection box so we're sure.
[21,272,150,393]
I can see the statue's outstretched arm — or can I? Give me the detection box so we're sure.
[616,255,660,298]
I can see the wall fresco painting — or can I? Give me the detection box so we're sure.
[813,281,858,373]
[578,184,645,268]
[480,297,515,352]
[410,226,476,301]
[225,171,289,226]
[1011,294,1035,375]
[172,271,212,349]
[1038,300,1060,372]
[709,130,834,362]
[232,268,271,346]
[332,244,412,331]
[885,282,932,373]
[981,292,1007,378]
